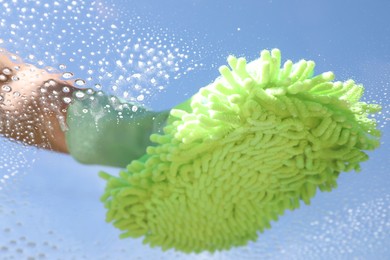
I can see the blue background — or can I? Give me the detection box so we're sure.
[0,0,389,259]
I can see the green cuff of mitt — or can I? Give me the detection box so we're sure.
[65,91,169,168]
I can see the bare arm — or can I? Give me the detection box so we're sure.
[0,50,79,153]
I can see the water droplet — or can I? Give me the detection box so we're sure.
[63,97,72,104]
[48,80,56,86]
[82,108,88,113]
[2,68,11,75]
[132,106,138,112]
[75,79,86,86]
[11,75,19,81]
[13,91,20,97]
[0,95,3,102]
[136,94,144,101]
[59,64,66,70]
[1,85,12,92]
[0,75,7,81]
[62,86,70,93]
[62,72,74,79]
[95,84,102,90]
[75,91,85,99]
[27,242,36,248]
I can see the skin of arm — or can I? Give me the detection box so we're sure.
[0,49,79,153]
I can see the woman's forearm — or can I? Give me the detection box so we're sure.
[0,50,77,153]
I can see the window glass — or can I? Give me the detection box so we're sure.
[0,0,389,259]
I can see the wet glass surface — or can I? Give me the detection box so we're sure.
[0,1,389,259]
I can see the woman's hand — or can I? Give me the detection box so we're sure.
[0,49,78,153]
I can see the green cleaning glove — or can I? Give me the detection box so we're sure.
[99,49,381,253]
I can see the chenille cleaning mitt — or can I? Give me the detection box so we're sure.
[99,49,381,253]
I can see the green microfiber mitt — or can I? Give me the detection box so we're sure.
[99,49,381,253]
